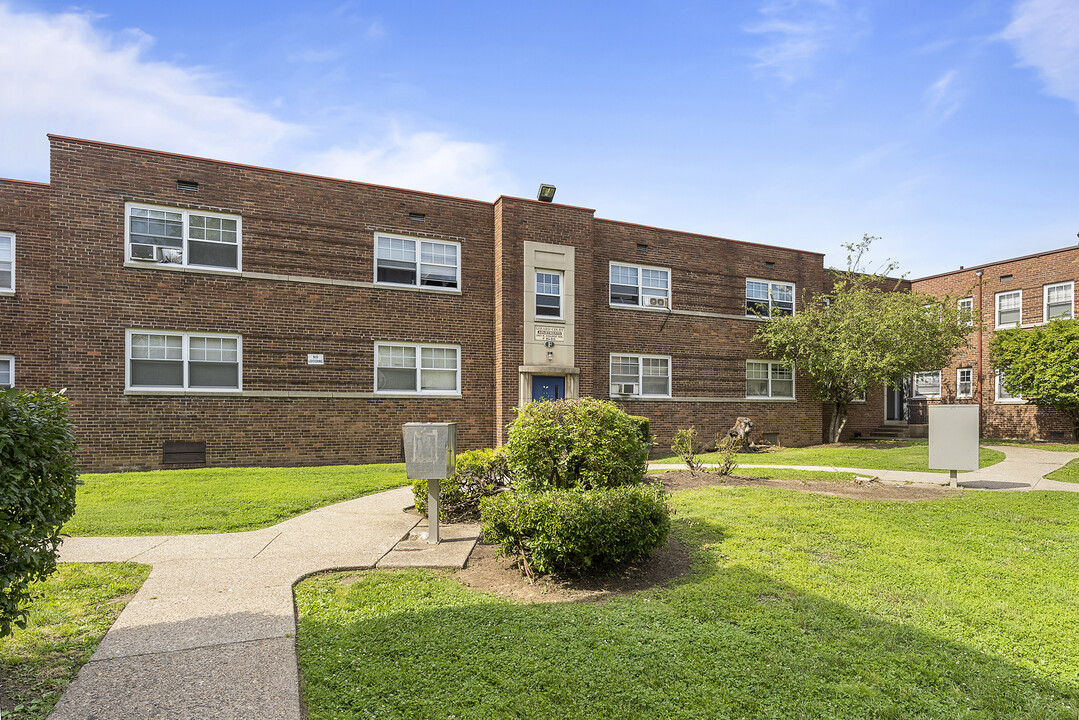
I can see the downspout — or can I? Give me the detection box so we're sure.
[975,269,984,436]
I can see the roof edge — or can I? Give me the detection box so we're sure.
[0,177,49,188]
[911,244,1079,282]
[594,217,827,257]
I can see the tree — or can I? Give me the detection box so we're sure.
[991,319,1079,440]
[0,389,80,637]
[754,236,973,443]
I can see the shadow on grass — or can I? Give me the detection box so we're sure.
[296,518,1078,720]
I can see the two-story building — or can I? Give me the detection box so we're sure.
[2,136,1075,470]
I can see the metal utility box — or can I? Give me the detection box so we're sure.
[402,422,457,544]
[402,422,457,480]
[929,405,980,486]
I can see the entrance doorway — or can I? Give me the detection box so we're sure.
[885,384,906,422]
[531,375,565,401]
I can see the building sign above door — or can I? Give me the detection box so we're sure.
[534,325,565,343]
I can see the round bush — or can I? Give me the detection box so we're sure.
[479,483,671,577]
[504,398,649,492]
[412,448,510,522]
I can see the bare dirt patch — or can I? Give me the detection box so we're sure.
[658,470,958,501]
[456,537,692,605]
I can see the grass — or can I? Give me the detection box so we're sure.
[0,563,149,720]
[296,488,1079,719]
[984,439,1079,452]
[64,463,409,536]
[1046,459,1079,483]
[651,466,860,482]
[651,440,1005,473]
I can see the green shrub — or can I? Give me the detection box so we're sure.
[628,414,651,448]
[413,448,510,522]
[712,433,740,476]
[0,389,80,637]
[671,427,703,471]
[480,483,671,578]
[504,398,648,492]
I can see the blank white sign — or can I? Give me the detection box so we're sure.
[928,405,980,471]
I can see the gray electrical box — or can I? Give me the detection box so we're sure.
[929,405,979,485]
[402,422,457,480]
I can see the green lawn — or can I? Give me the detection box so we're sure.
[64,463,409,536]
[0,563,149,720]
[650,466,859,482]
[1046,459,1079,483]
[296,488,1079,719]
[651,440,1005,473]
[984,439,1079,452]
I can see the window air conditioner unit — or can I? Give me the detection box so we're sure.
[610,382,639,396]
[129,244,155,260]
[646,296,668,308]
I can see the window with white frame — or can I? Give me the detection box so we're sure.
[0,233,14,292]
[609,262,670,308]
[995,290,1021,328]
[0,356,12,388]
[1044,282,1074,321]
[957,368,973,398]
[375,343,460,394]
[911,370,941,398]
[958,297,973,326]
[375,234,459,290]
[746,360,794,399]
[746,279,795,318]
[127,331,241,390]
[535,270,562,318]
[127,204,241,270]
[609,354,670,397]
[995,369,1022,402]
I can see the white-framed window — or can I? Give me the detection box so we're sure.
[126,203,241,271]
[374,233,460,291]
[911,370,942,399]
[995,369,1023,403]
[126,330,242,391]
[375,342,460,395]
[995,290,1022,328]
[535,270,563,319]
[957,368,973,398]
[958,297,973,326]
[0,232,14,293]
[746,279,795,318]
[1044,282,1074,321]
[609,354,671,397]
[0,355,12,388]
[746,360,794,399]
[609,262,670,309]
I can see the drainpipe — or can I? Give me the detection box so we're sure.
[975,269,984,436]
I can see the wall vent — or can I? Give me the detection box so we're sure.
[636,243,649,250]
[409,212,426,222]
[177,180,199,192]
[764,261,775,269]
[163,441,206,465]
[1000,274,1013,282]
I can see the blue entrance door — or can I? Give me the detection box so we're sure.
[531,375,565,401]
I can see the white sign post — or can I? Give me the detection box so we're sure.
[928,405,980,488]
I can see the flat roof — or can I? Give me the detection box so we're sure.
[912,244,1079,282]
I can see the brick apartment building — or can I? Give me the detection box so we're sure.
[0,136,1075,471]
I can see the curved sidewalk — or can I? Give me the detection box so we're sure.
[649,444,1079,492]
[49,486,479,720]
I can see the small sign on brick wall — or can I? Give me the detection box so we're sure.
[307,354,325,365]
[534,326,565,343]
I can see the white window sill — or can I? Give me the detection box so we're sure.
[994,399,1026,405]
[125,261,242,276]
[745,396,796,401]
[373,392,463,398]
[609,394,672,400]
[126,388,243,395]
[608,303,671,313]
[0,290,13,297]
[910,395,941,401]
[374,281,461,295]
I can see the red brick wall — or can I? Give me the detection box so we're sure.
[911,248,1079,440]
[0,180,51,390]
[47,136,499,471]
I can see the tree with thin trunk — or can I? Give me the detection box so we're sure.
[754,236,973,443]
[991,319,1079,440]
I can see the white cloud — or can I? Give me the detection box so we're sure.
[0,3,508,200]
[1002,0,1079,113]
[300,128,511,200]
[745,0,867,82]
[925,69,962,120]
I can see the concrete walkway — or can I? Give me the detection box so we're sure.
[49,486,479,720]
[649,444,1079,492]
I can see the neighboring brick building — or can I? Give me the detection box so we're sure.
[906,247,1079,441]
[0,136,1074,470]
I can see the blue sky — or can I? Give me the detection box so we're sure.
[1,0,1077,277]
